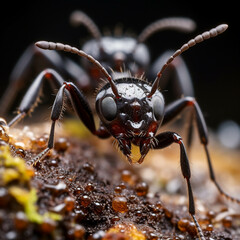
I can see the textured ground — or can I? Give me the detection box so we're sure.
[0,120,240,240]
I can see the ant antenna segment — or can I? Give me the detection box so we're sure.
[70,10,102,40]
[147,24,228,98]
[138,17,196,43]
[35,41,120,98]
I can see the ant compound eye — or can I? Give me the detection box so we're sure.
[152,96,164,121]
[101,96,117,121]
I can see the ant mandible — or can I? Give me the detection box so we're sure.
[5,23,240,240]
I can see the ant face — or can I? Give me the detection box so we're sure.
[96,77,164,164]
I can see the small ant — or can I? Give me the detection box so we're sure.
[2,23,239,240]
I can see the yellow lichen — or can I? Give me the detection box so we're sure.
[2,168,20,184]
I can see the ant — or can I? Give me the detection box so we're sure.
[2,23,239,240]
[0,11,196,116]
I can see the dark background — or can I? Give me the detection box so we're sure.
[0,0,239,130]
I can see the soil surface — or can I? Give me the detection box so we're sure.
[0,121,240,240]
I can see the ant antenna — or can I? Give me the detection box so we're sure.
[70,10,102,40]
[35,41,120,98]
[147,24,228,98]
[138,17,196,43]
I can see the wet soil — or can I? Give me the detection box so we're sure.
[0,122,240,240]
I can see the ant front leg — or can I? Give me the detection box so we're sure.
[32,81,111,164]
[153,131,205,240]
[162,96,240,204]
[6,67,111,162]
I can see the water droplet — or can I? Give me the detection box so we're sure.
[222,215,233,228]
[81,195,91,207]
[64,196,75,211]
[135,181,148,196]
[177,218,189,232]
[112,196,128,213]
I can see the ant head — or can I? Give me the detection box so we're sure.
[95,77,164,164]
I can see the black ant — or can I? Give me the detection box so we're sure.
[0,11,196,116]
[2,23,239,240]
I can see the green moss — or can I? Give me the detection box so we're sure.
[9,187,42,223]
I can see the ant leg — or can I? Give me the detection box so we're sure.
[153,131,205,240]
[32,82,110,164]
[162,96,240,203]
[0,44,90,116]
[60,82,111,139]
[7,68,65,127]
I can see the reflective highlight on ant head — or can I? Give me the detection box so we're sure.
[96,77,164,164]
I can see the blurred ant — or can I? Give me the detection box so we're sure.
[0,11,196,115]
[1,22,239,240]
